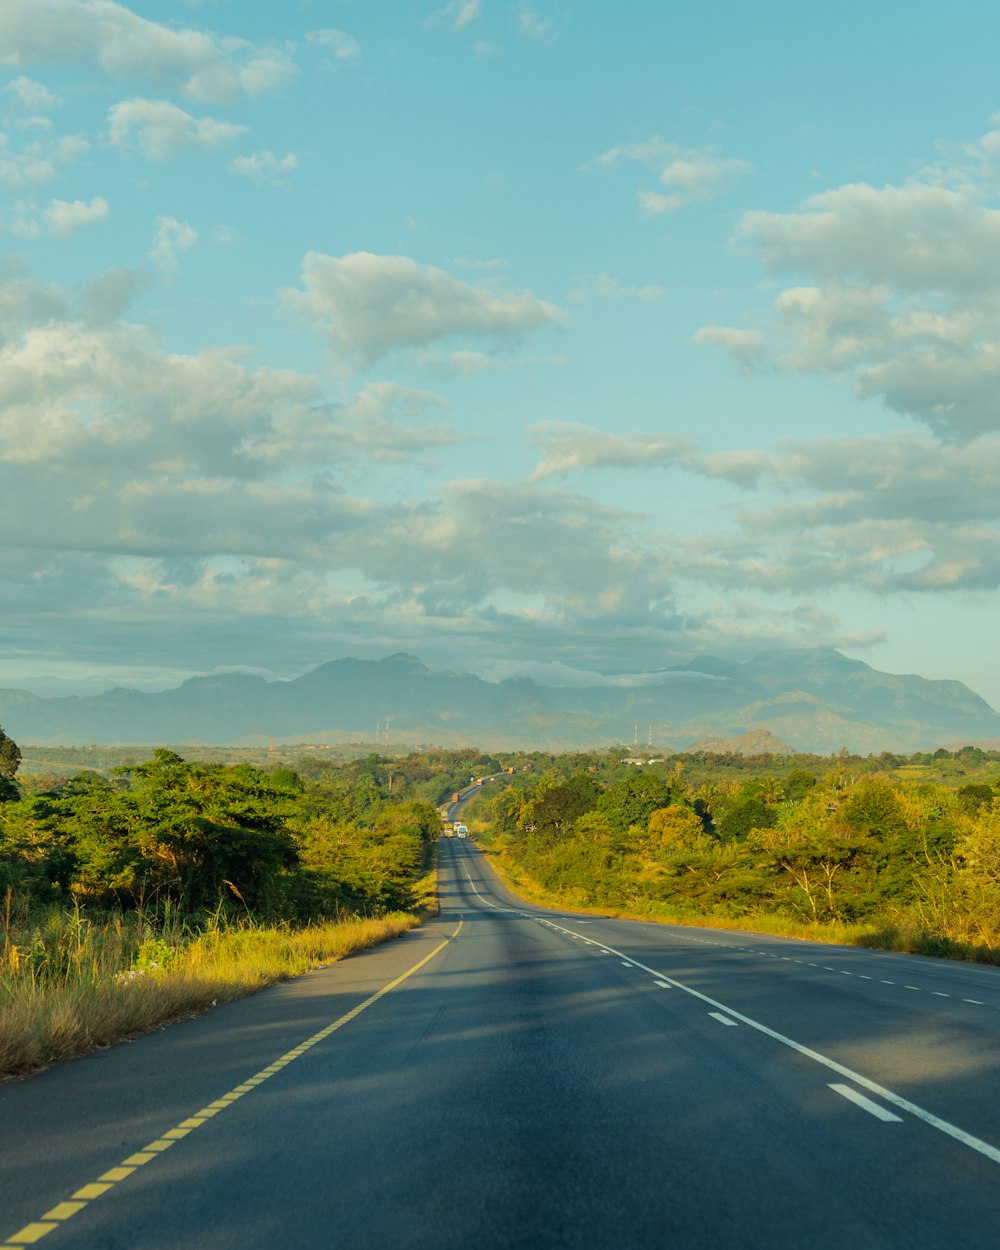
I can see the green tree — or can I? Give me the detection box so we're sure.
[0,724,21,801]
[716,795,774,842]
[525,774,602,837]
[596,773,674,833]
[61,751,300,912]
[957,784,995,817]
[0,725,20,780]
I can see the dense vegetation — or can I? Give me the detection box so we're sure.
[1,744,509,921]
[8,727,1000,1077]
[475,746,1000,959]
[0,735,503,1076]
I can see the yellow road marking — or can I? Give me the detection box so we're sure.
[69,1185,111,1200]
[4,1222,58,1245]
[1,918,461,1249]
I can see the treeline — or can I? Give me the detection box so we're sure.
[483,757,1000,954]
[0,743,501,922]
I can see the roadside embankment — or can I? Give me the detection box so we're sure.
[0,910,421,1081]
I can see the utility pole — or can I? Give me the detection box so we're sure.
[633,723,638,748]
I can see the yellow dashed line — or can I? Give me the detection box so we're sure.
[39,1207,84,1223]
[70,1185,111,1200]
[1,918,461,1248]
[5,1224,58,1245]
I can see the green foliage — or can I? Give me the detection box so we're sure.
[0,725,21,783]
[785,770,818,801]
[1,747,439,926]
[715,795,775,842]
[526,774,603,837]
[481,749,1000,952]
[958,783,995,817]
[596,773,675,833]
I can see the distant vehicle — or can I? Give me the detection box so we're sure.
[452,792,460,803]
[454,823,468,838]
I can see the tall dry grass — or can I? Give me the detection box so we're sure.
[0,894,418,1080]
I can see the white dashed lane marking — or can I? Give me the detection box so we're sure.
[574,917,994,1014]
[829,1084,903,1123]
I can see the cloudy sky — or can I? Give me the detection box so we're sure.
[3,1,1000,704]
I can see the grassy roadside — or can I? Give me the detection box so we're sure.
[475,837,1000,965]
[0,839,441,1082]
[0,911,423,1081]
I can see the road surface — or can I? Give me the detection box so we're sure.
[5,838,1000,1247]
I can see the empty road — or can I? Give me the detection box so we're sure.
[5,838,1000,1248]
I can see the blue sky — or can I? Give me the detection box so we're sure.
[3,0,1000,706]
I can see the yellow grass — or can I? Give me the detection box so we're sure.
[0,912,419,1080]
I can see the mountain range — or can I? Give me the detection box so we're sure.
[1,648,998,755]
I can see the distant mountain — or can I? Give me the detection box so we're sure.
[1,648,998,754]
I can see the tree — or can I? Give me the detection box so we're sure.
[0,724,21,799]
[785,770,817,802]
[597,773,674,833]
[957,784,995,818]
[525,774,602,837]
[646,805,707,854]
[61,752,300,911]
[716,795,774,842]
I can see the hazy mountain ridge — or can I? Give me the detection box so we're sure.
[0,648,997,754]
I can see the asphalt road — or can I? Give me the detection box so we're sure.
[6,839,1000,1248]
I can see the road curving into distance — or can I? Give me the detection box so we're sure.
[5,838,1000,1248]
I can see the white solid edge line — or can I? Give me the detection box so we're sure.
[829,1084,903,1122]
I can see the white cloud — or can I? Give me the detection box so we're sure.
[675,430,1000,594]
[4,200,40,238]
[0,0,296,103]
[693,325,768,370]
[44,195,109,236]
[571,271,666,304]
[229,149,297,188]
[305,28,361,64]
[0,127,87,190]
[248,382,459,467]
[3,75,60,111]
[108,98,246,160]
[0,267,692,675]
[527,422,694,480]
[448,350,498,374]
[694,126,1000,440]
[82,266,147,324]
[281,251,563,365]
[597,136,752,214]
[430,1,483,30]
[518,3,553,39]
[740,182,1000,294]
[149,215,197,276]
[452,256,508,271]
